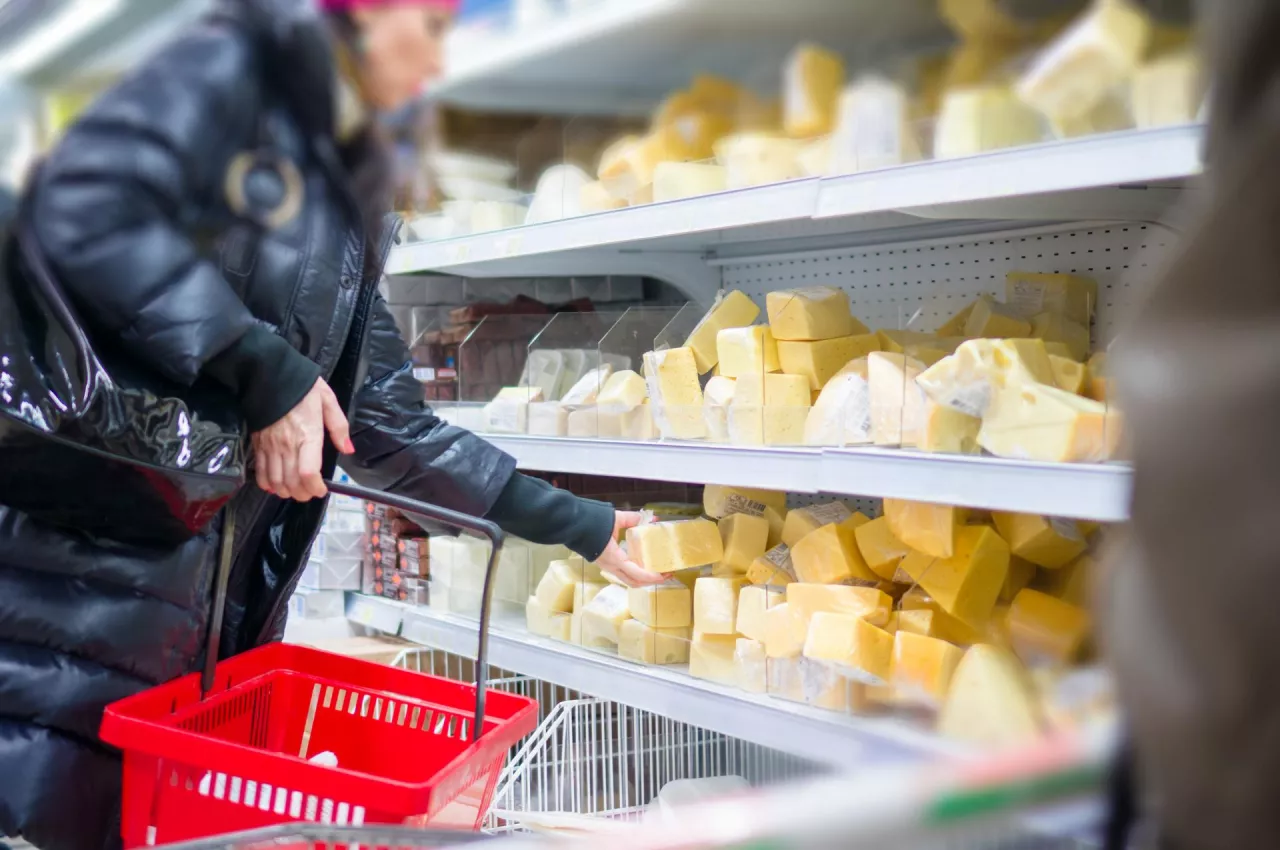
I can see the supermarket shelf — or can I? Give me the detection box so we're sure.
[433,0,950,115]
[346,593,956,769]
[480,435,1132,522]
[387,126,1202,283]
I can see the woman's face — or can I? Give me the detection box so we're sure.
[350,5,450,112]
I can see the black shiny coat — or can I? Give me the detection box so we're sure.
[0,6,516,849]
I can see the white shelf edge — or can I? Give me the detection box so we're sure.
[479,435,1131,521]
[345,593,954,768]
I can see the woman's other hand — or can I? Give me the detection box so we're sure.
[252,378,353,501]
[594,511,665,587]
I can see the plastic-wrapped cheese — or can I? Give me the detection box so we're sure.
[938,644,1044,746]
[762,602,808,659]
[1132,50,1204,129]
[745,544,797,587]
[483,387,544,434]
[534,558,586,612]
[979,380,1111,462]
[703,485,787,519]
[780,502,852,548]
[917,338,1056,418]
[598,370,647,412]
[527,403,569,437]
[1049,355,1086,394]
[526,164,592,224]
[727,373,811,446]
[702,376,736,443]
[784,43,845,138]
[621,402,659,441]
[790,520,879,586]
[644,348,707,439]
[717,326,779,379]
[777,333,879,391]
[935,85,1044,158]
[719,512,770,573]
[1006,272,1099,326]
[526,595,571,638]
[899,525,1011,625]
[992,512,1087,568]
[736,585,785,642]
[619,619,692,665]
[683,290,761,374]
[854,516,913,583]
[735,638,768,693]
[560,366,614,407]
[766,287,867,341]
[829,75,922,175]
[689,633,739,684]
[694,576,745,636]
[867,352,928,447]
[885,498,966,560]
[803,612,894,684]
[891,631,964,707]
[653,162,728,203]
[627,519,724,574]
[1017,0,1153,124]
[579,584,632,645]
[714,133,805,189]
[1031,312,1091,362]
[1008,589,1091,666]
[919,399,981,454]
[787,583,892,626]
[964,295,1032,339]
[804,357,872,446]
[627,581,693,628]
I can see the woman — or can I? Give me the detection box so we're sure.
[0,2,659,848]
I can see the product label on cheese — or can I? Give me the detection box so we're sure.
[763,544,797,578]
[487,402,522,433]
[1007,280,1047,317]
[945,384,992,420]
[807,502,852,526]
[722,494,768,517]
[1049,517,1083,541]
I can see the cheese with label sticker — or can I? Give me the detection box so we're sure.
[689,633,739,684]
[644,348,706,439]
[787,583,892,626]
[892,632,964,706]
[1049,355,1086,394]
[728,373,812,446]
[579,585,632,645]
[746,544,797,587]
[935,86,1044,158]
[919,399,982,455]
[717,326,780,378]
[703,376,736,442]
[791,523,880,586]
[1008,589,1090,665]
[1017,0,1153,124]
[653,162,728,203]
[618,619,692,665]
[899,525,1011,625]
[778,333,880,391]
[1005,272,1098,326]
[854,516,912,582]
[527,403,569,437]
[992,513,1086,568]
[684,290,762,374]
[939,644,1044,746]
[868,352,928,446]
[980,381,1111,462]
[598,370,647,411]
[762,602,808,658]
[804,612,893,683]
[884,499,964,559]
[737,585,785,642]
[766,287,867,341]
[627,581,692,628]
[917,338,1055,418]
[782,502,853,548]
[720,512,770,573]
[964,295,1033,339]
[804,357,873,446]
[694,576,745,635]
[534,558,586,612]
[735,638,768,693]
[703,485,787,519]
[784,43,845,138]
[1031,312,1090,361]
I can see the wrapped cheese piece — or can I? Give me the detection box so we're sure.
[1132,49,1204,129]
[867,352,928,447]
[736,585,785,642]
[854,516,913,583]
[628,519,724,574]
[526,164,591,225]
[628,581,693,629]
[938,644,1045,746]
[484,387,544,434]
[694,576,745,635]
[718,326,780,379]
[804,357,872,446]
[644,348,707,439]
[715,133,805,189]
[534,558,586,612]
[683,290,761,374]
[992,512,1087,568]
[803,612,894,684]
[1049,356,1086,394]
[527,402,569,437]
[689,633,739,685]
[965,295,1032,339]
[619,619,692,665]
[829,75,922,175]
[1005,272,1098,326]
[892,632,964,707]
[787,583,892,626]
[735,638,768,693]
[980,380,1112,462]
[766,287,867,341]
[727,373,811,446]
[560,365,614,407]
[778,333,879,391]
[745,544,797,587]
[1008,588,1091,665]
[702,375,736,443]
[598,370,647,412]
[917,338,1056,418]
[899,525,1011,625]
[579,584,632,645]
[720,512,770,573]
[935,85,1044,158]
[919,399,981,455]
[784,43,845,138]
[885,497,965,559]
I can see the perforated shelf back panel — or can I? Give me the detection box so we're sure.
[721,222,1172,348]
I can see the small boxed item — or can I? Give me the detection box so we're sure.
[299,555,362,591]
[290,589,344,620]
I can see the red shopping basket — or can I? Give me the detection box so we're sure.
[101,481,538,848]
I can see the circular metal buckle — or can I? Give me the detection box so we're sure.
[223,150,305,230]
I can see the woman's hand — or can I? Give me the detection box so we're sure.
[252,378,353,502]
[594,511,666,587]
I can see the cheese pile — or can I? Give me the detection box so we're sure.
[523,482,1107,746]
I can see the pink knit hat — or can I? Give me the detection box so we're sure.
[318,0,459,10]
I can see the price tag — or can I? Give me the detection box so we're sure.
[447,243,471,264]
[497,235,523,258]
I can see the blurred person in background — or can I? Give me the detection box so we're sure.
[0,1,658,848]
[1107,0,1280,848]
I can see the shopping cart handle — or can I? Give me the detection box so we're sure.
[326,480,505,743]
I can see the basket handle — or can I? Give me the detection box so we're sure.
[326,480,506,743]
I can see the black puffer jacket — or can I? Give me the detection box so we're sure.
[0,5,613,850]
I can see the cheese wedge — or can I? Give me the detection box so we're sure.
[1008,589,1091,665]
[892,632,964,707]
[1031,311,1091,361]
[703,485,788,519]
[868,352,928,447]
[720,512,770,573]
[781,502,854,548]
[717,326,780,378]
[627,519,724,574]
[935,86,1044,158]
[884,499,965,559]
[917,338,1056,418]
[919,399,981,454]
[936,300,978,337]
[1005,272,1098,326]
[965,295,1033,339]
[598,370,647,411]
[762,602,808,658]
[619,620,692,665]
[579,585,632,645]
[766,287,867,341]
[736,585,785,642]
[784,43,845,138]
[1001,557,1037,605]
[854,516,912,582]
[979,380,1111,462]
[804,357,872,446]
[644,348,706,439]
[899,525,1011,626]
[938,644,1044,746]
[683,290,762,374]
[895,609,938,637]
[746,544,797,587]
[804,612,894,684]
[790,523,880,586]
[1049,355,1086,394]
[1037,553,1095,607]
[787,583,892,627]
[534,558,586,612]
[777,333,880,391]
[992,513,1087,568]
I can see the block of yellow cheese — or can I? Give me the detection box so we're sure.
[621,402,659,441]
[1008,589,1091,666]
[728,373,811,446]
[736,585,785,642]
[703,485,788,519]
[644,347,706,439]
[781,502,854,548]
[787,583,892,627]
[717,325,780,378]
[1049,355,1086,394]
[1031,311,1090,362]
[919,399,982,455]
[627,581,692,629]
[683,290,761,374]
[895,609,937,637]
[829,76,923,174]
[936,301,978,337]
[627,519,723,574]
[762,602,808,659]
[714,133,805,189]
[992,512,1087,568]
[804,612,894,683]
[689,633,739,685]
[938,644,1044,746]
[766,287,867,341]
[868,352,928,446]
[891,631,964,707]
[653,162,728,203]
[979,380,1110,462]
[598,126,694,202]
[778,333,879,392]
[579,585,632,645]
[965,295,1032,339]
[935,86,1044,158]
[573,581,607,613]
[784,43,845,138]
[804,357,872,446]
[884,498,964,559]
[735,638,768,693]
[746,544,797,587]
[720,512,770,573]
[1017,0,1153,124]
[917,338,1056,418]
[618,619,692,665]
[1000,557,1037,604]
[790,523,880,586]
[598,370,647,411]
[526,595,570,639]
[854,516,912,582]
[1133,50,1204,129]
[534,558,585,612]
[1037,553,1094,608]
[899,525,1011,626]
[702,375,736,443]
[876,329,939,356]
[1005,272,1098,326]
[694,576,745,635]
